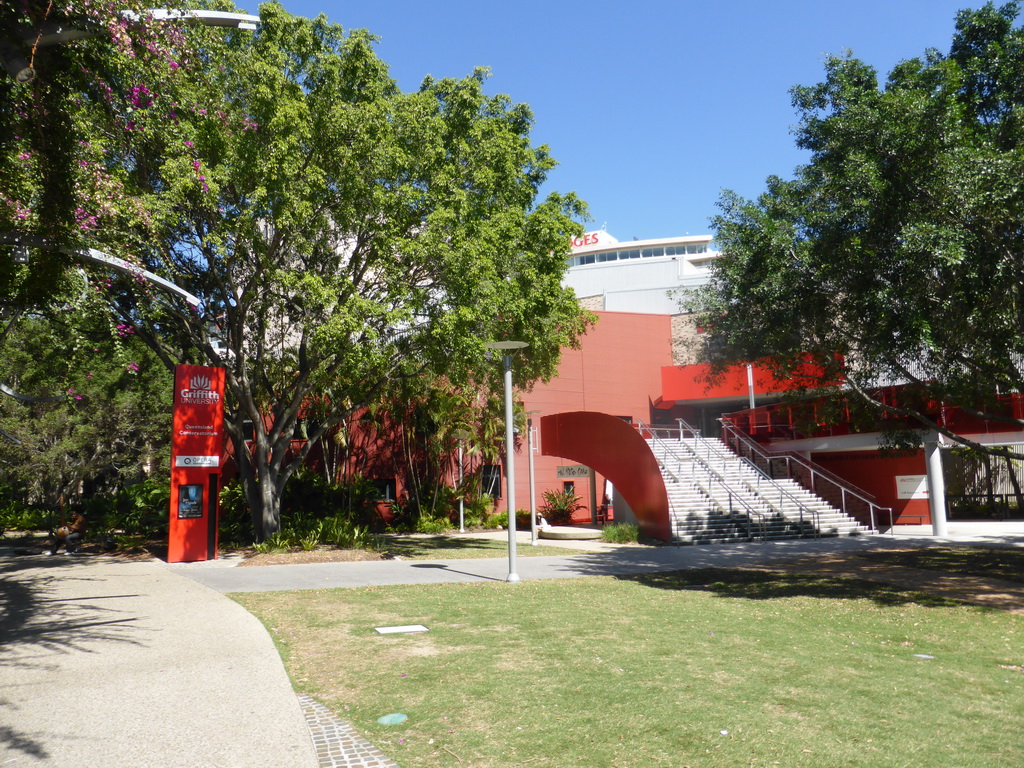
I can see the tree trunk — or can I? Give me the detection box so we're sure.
[234,431,283,542]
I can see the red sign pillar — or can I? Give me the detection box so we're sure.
[168,364,226,563]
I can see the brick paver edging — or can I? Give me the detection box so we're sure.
[299,693,400,768]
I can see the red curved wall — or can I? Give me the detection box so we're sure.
[540,411,671,540]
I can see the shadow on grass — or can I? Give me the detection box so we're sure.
[377,535,506,560]
[619,568,967,608]
[857,546,1024,585]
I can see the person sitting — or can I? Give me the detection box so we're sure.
[49,508,88,556]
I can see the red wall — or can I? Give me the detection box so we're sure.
[540,411,671,540]
[513,311,674,521]
[810,450,931,525]
[661,359,836,402]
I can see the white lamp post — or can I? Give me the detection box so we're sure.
[485,340,528,583]
[527,410,540,545]
[452,428,472,533]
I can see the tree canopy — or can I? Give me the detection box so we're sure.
[690,1,1024,456]
[0,300,172,510]
[4,2,591,537]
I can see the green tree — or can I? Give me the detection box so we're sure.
[0,304,173,511]
[31,3,591,539]
[1,1,198,299]
[690,1,1024,458]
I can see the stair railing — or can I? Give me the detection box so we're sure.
[719,418,893,532]
[635,423,687,528]
[639,421,768,540]
[669,423,822,537]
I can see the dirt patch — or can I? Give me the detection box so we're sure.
[237,547,384,567]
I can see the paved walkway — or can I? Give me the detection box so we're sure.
[0,553,317,767]
[173,523,1024,594]
[3,522,1023,767]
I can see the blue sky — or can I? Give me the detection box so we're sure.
[272,0,994,241]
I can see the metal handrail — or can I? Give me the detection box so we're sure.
[635,423,687,528]
[639,421,770,540]
[718,418,894,532]
[670,430,822,537]
[663,421,823,536]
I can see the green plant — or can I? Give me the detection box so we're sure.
[601,522,639,543]
[253,530,292,554]
[538,489,584,526]
[463,493,495,524]
[218,480,252,546]
[0,501,50,533]
[414,515,451,535]
[322,515,370,548]
[482,511,506,529]
[299,522,323,551]
[514,508,534,530]
[94,476,170,536]
[114,533,147,550]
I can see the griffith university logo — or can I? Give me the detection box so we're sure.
[180,375,220,405]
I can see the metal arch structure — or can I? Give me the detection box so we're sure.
[1,233,201,404]
[2,9,260,83]
[539,411,673,541]
[76,247,200,308]
[1,233,200,308]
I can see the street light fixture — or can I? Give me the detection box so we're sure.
[484,340,528,583]
[3,9,260,84]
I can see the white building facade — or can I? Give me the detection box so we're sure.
[563,230,720,314]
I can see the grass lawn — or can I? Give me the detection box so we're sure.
[857,546,1024,584]
[235,568,1024,768]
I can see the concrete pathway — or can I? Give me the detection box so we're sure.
[173,523,1024,594]
[0,552,317,768]
[3,522,1023,768]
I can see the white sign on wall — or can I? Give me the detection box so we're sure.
[557,465,592,479]
[895,475,929,500]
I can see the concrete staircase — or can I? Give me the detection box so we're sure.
[646,434,875,544]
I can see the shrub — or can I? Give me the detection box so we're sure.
[462,493,495,528]
[0,501,50,533]
[93,477,170,536]
[514,508,534,530]
[538,489,584,526]
[299,522,323,550]
[253,530,292,554]
[601,523,639,543]
[415,515,450,535]
[482,511,506,529]
[322,515,370,548]
[218,480,252,546]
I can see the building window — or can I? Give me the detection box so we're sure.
[481,465,502,498]
[370,478,396,501]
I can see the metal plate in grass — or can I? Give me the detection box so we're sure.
[375,624,429,634]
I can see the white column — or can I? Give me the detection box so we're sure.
[527,415,538,545]
[502,354,519,582]
[925,434,948,537]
